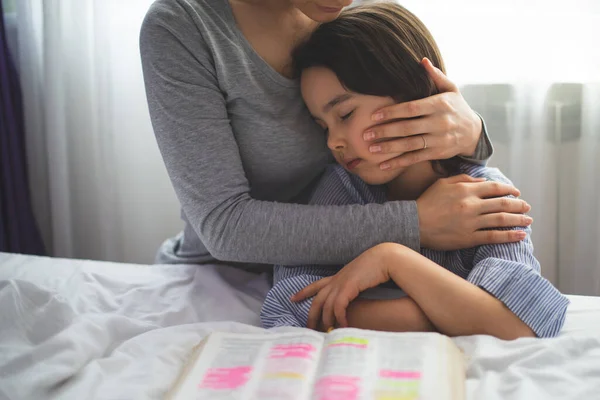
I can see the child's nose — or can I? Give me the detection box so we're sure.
[327,129,346,151]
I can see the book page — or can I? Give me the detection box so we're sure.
[168,331,325,400]
[310,328,465,400]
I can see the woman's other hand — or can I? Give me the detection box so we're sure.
[291,243,399,331]
[417,174,532,250]
[364,58,482,171]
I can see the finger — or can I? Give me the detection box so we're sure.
[421,57,458,93]
[364,117,431,141]
[471,229,527,246]
[307,289,329,330]
[474,181,521,198]
[322,293,337,332]
[380,149,437,170]
[371,97,437,122]
[334,297,351,328]
[291,277,332,302]
[318,319,330,333]
[370,133,445,156]
[476,213,533,230]
[479,197,531,215]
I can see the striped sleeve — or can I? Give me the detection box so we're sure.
[261,273,329,328]
[262,164,400,329]
[459,163,569,337]
[467,225,569,338]
[261,165,370,329]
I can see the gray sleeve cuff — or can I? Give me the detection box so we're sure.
[399,200,421,252]
[459,112,494,166]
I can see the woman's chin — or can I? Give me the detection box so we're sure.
[300,7,343,23]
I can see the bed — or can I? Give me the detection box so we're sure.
[0,252,599,400]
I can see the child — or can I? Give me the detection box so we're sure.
[260,2,568,339]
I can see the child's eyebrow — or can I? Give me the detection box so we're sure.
[322,93,353,114]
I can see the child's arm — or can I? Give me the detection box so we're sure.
[293,242,558,340]
[380,244,536,340]
[463,225,569,338]
[345,297,436,333]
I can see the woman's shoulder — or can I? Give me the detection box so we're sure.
[457,162,514,185]
[308,164,386,206]
[140,0,243,87]
[141,0,233,47]
[143,0,229,24]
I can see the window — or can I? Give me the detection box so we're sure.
[2,0,16,13]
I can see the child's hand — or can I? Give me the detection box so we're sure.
[291,243,402,331]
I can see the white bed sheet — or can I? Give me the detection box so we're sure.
[0,252,599,400]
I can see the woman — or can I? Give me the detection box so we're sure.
[139,0,530,267]
[260,2,568,339]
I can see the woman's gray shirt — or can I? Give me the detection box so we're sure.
[139,0,493,266]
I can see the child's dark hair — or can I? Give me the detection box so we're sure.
[292,2,461,175]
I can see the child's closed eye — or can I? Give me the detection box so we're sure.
[340,110,355,121]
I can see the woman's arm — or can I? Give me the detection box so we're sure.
[140,3,530,266]
[140,3,419,265]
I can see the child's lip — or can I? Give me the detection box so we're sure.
[345,158,362,170]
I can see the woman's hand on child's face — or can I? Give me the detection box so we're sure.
[291,243,400,331]
[363,58,482,171]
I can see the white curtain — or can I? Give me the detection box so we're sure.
[14,0,182,264]
[11,0,600,294]
[398,0,600,295]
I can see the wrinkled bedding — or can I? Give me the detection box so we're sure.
[0,253,599,400]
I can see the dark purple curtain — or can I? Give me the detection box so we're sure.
[0,2,45,255]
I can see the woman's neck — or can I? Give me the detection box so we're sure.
[229,0,317,77]
[232,0,294,13]
[386,162,442,201]
[230,0,313,24]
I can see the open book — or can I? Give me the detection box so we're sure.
[166,328,465,400]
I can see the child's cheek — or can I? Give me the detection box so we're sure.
[349,112,376,157]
